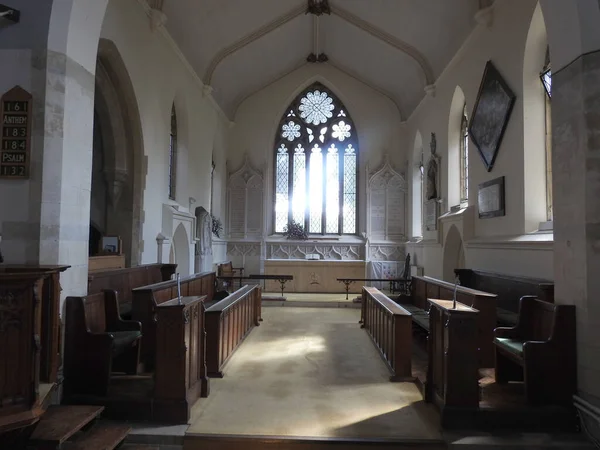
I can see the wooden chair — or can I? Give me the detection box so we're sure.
[217,261,244,291]
[64,290,142,397]
[494,295,576,405]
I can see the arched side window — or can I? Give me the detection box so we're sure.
[540,47,553,221]
[459,104,469,203]
[274,83,358,235]
[169,104,177,200]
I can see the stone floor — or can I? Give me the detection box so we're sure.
[187,307,442,441]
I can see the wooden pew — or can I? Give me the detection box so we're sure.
[494,295,576,405]
[398,275,497,368]
[87,263,177,317]
[455,269,554,326]
[63,290,142,398]
[361,287,413,382]
[131,271,216,370]
[205,285,261,378]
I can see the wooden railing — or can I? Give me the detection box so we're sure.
[205,285,261,378]
[361,287,413,382]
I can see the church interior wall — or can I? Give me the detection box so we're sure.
[406,0,553,281]
[98,0,229,266]
[230,63,406,239]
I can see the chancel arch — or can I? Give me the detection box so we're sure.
[273,82,358,236]
[91,39,145,266]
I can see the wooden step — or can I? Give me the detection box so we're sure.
[29,405,104,448]
[64,423,131,450]
[117,446,160,450]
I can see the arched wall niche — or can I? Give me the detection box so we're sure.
[442,224,465,283]
[411,131,424,237]
[172,223,190,276]
[93,38,146,266]
[447,86,466,209]
[522,3,550,229]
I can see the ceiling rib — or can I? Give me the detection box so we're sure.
[330,5,435,86]
[204,4,306,85]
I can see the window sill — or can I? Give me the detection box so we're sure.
[536,220,553,232]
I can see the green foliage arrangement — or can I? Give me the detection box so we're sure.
[211,214,223,238]
[283,220,308,240]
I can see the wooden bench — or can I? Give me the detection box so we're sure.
[455,269,554,327]
[87,263,177,317]
[494,295,576,405]
[64,290,142,397]
[361,287,413,382]
[131,271,215,370]
[399,275,497,368]
[205,285,262,378]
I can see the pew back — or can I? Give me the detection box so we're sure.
[361,287,413,381]
[87,263,178,315]
[132,271,216,370]
[84,292,107,333]
[454,269,554,314]
[205,285,262,377]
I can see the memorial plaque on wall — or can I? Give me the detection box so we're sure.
[0,86,32,179]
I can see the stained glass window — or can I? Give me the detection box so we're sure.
[273,83,358,235]
[169,104,177,200]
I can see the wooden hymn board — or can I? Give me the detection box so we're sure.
[0,86,32,179]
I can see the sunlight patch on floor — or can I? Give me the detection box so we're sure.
[188,307,441,440]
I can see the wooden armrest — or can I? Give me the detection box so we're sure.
[494,326,520,339]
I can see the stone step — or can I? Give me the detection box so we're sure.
[29,405,104,448]
[64,423,131,450]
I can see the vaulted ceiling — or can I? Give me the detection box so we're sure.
[162,0,481,120]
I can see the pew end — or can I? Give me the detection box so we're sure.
[493,295,576,406]
[64,291,142,398]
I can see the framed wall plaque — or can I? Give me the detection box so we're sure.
[478,176,505,219]
[469,61,516,172]
[0,86,32,179]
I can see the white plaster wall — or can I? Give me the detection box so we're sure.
[406,0,554,281]
[229,63,406,239]
[99,0,228,265]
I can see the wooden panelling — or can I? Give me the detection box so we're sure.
[88,263,177,316]
[426,299,479,427]
[361,287,413,381]
[408,275,497,368]
[205,285,261,378]
[154,296,209,423]
[132,272,215,370]
[263,260,366,293]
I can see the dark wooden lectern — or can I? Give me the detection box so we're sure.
[154,295,209,423]
[426,298,479,427]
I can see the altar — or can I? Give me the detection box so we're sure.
[263,259,366,293]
